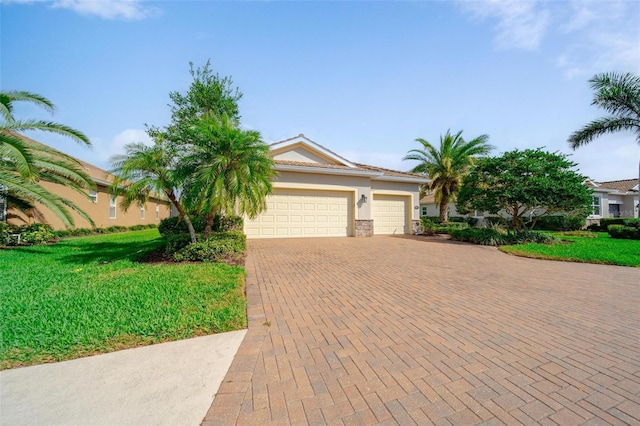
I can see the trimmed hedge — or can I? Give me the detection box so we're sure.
[53,223,157,238]
[449,228,557,246]
[1,223,158,246]
[173,231,246,263]
[531,215,585,231]
[607,219,640,240]
[158,214,243,237]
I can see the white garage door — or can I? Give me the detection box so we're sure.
[245,189,352,238]
[372,194,407,235]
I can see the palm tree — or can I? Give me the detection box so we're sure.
[109,137,198,243]
[0,90,95,228]
[179,114,276,239]
[569,72,640,204]
[404,130,492,222]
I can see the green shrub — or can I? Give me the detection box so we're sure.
[158,216,206,237]
[173,231,246,264]
[623,218,640,228]
[213,215,244,232]
[164,233,195,255]
[450,228,557,246]
[0,222,18,244]
[532,215,585,231]
[17,224,56,245]
[608,224,640,240]
[598,218,627,231]
[433,222,469,234]
[421,216,441,225]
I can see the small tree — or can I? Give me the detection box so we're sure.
[456,149,592,234]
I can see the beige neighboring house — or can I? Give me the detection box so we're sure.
[244,134,428,238]
[1,136,171,230]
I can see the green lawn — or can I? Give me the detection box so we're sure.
[500,232,640,267]
[0,229,246,369]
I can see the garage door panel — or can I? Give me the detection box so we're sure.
[245,189,352,238]
[373,195,407,235]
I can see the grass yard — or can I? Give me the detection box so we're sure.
[500,232,640,267]
[0,229,246,370]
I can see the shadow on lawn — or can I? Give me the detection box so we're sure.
[57,239,165,265]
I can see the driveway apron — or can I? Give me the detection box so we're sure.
[203,236,640,425]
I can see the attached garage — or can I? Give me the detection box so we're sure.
[372,194,408,235]
[244,189,353,239]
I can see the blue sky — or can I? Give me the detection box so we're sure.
[2,0,639,181]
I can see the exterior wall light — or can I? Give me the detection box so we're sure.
[361,194,367,203]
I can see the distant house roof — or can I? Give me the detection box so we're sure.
[10,132,167,201]
[595,179,638,193]
[419,194,436,204]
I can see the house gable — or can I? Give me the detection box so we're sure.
[270,134,357,168]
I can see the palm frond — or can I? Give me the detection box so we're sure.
[569,116,640,148]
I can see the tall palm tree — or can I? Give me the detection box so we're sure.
[109,137,198,243]
[569,72,640,204]
[179,114,276,239]
[404,130,492,222]
[0,90,94,228]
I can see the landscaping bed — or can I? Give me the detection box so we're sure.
[0,229,246,369]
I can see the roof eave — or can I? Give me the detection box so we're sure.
[372,175,430,184]
[274,163,382,177]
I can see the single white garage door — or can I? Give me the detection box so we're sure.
[372,194,407,235]
[245,189,352,238]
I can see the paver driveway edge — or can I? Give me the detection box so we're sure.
[201,236,640,426]
[201,254,269,425]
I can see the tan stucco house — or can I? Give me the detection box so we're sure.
[1,136,171,230]
[244,135,428,238]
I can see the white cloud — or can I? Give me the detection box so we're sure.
[2,0,161,20]
[93,129,152,167]
[457,0,550,51]
[556,1,640,77]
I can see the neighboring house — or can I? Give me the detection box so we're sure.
[244,134,428,238]
[419,178,640,222]
[2,136,171,230]
[586,179,639,220]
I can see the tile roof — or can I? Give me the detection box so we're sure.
[273,159,365,171]
[419,193,436,204]
[596,179,638,193]
[354,162,426,180]
[274,159,427,180]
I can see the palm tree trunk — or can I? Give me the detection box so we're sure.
[439,201,448,223]
[165,190,197,243]
[203,212,216,240]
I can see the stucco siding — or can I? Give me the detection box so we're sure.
[8,181,171,230]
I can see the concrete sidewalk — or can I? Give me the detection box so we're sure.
[1,330,246,426]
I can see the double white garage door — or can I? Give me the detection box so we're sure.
[245,189,407,239]
[245,189,352,238]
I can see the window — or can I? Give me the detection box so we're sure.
[155,205,160,219]
[591,196,601,216]
[89,190,98,203]
[109,195,116,219]
[421,206,428,217]
[140,205,145,220]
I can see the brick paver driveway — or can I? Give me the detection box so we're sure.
[203,236,640,425]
